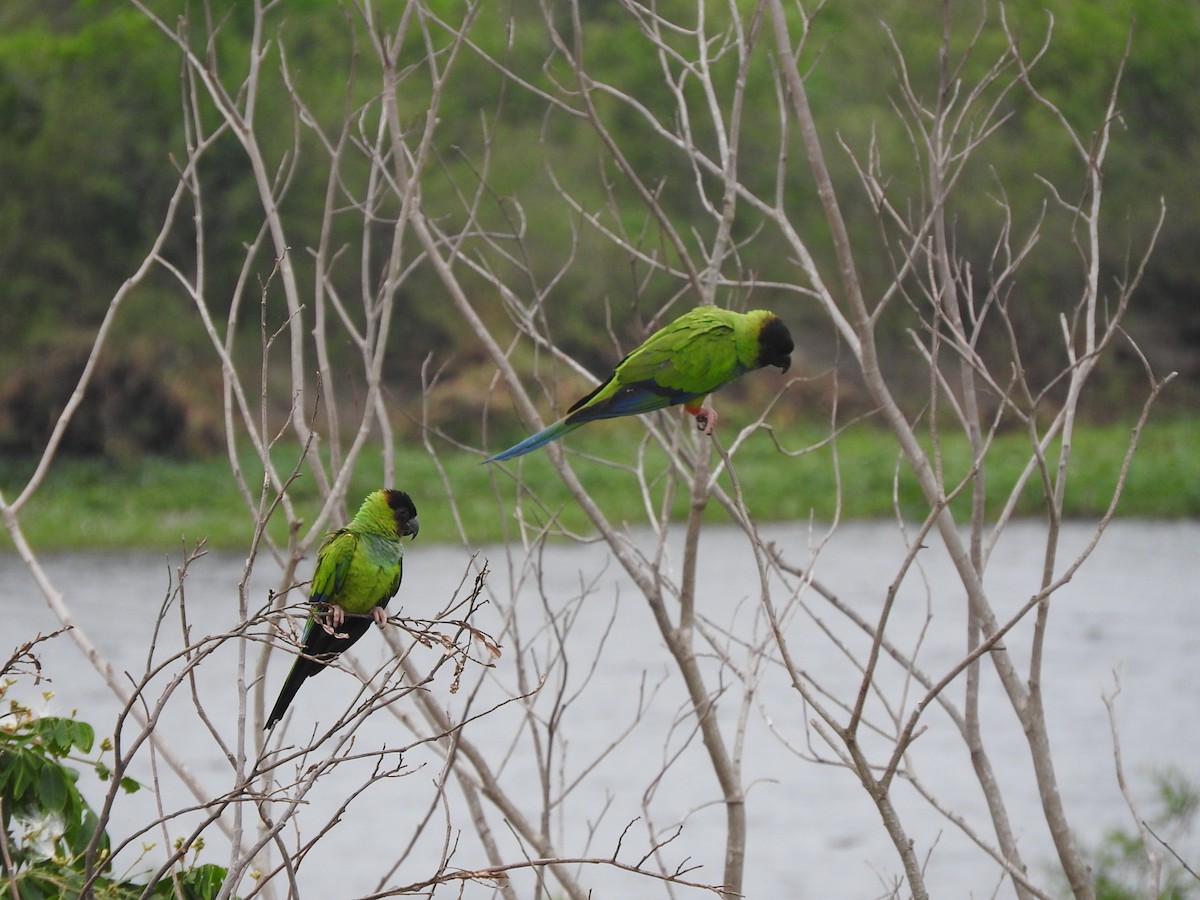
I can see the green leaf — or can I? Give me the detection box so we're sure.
[0,750,14,794]
[178,863,229,900]
[63,802,107,860]
[69,720,95,753]
[36,762,68,813]
[53,718,72,755]
[26,717,93,756]
[6,873,48,900]
[10,752,34,804]
[32,717,70,756]
[118,775,140,794]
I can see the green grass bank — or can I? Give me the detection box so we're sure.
[1,417,1196,552]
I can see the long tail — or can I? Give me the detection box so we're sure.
[264,616,371,730]
[484,419,583,463]
[264,659,313,731]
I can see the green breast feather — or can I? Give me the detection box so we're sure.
[310,529,404,615]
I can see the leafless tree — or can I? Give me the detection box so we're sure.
[423,2,1169,899]
[1,1,1172,898]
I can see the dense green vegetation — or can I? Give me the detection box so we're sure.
[0,0,1198,441]
[1,416,1194,551]
[0,1,1196,553]
[0,676,225,898]
[1081,768,1200,900]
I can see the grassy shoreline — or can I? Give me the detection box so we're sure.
[1,416,1196,551]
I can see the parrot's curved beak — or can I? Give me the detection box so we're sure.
[778,357,791,373]
[405,516,420,539]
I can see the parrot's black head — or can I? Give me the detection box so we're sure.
[757,315,794,373]
[384,489,420,539]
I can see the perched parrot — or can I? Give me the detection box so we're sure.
[264,489,420,731]
[485,307,794,463]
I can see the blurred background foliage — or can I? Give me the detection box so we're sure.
[0,0,1196,459]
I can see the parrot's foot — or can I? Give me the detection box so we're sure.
[326,603,346,628]
[371,606,389,628]
[685,403,718,436]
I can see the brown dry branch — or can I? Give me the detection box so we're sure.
[2,2,1174,898]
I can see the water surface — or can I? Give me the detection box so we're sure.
[4,520,1197,898]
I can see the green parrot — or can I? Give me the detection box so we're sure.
[485,307,794,462]
[264,489,419,731]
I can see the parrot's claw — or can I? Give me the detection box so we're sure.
[328,604,346,628]
[371,606,389,628]
[693,406,718,436]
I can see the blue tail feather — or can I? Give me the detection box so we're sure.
[571,381,698,421]
[484,419,583,463]
[485,380,705,463]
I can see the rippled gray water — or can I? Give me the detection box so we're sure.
[4,520,1198,898]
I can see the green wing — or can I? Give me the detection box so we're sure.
[312,527,405,615]
[309,529,357,606]
[562,310,745,422]
[614,312,741,393]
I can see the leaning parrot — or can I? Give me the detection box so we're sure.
[485,307,794,463]
[264,489,420,731]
